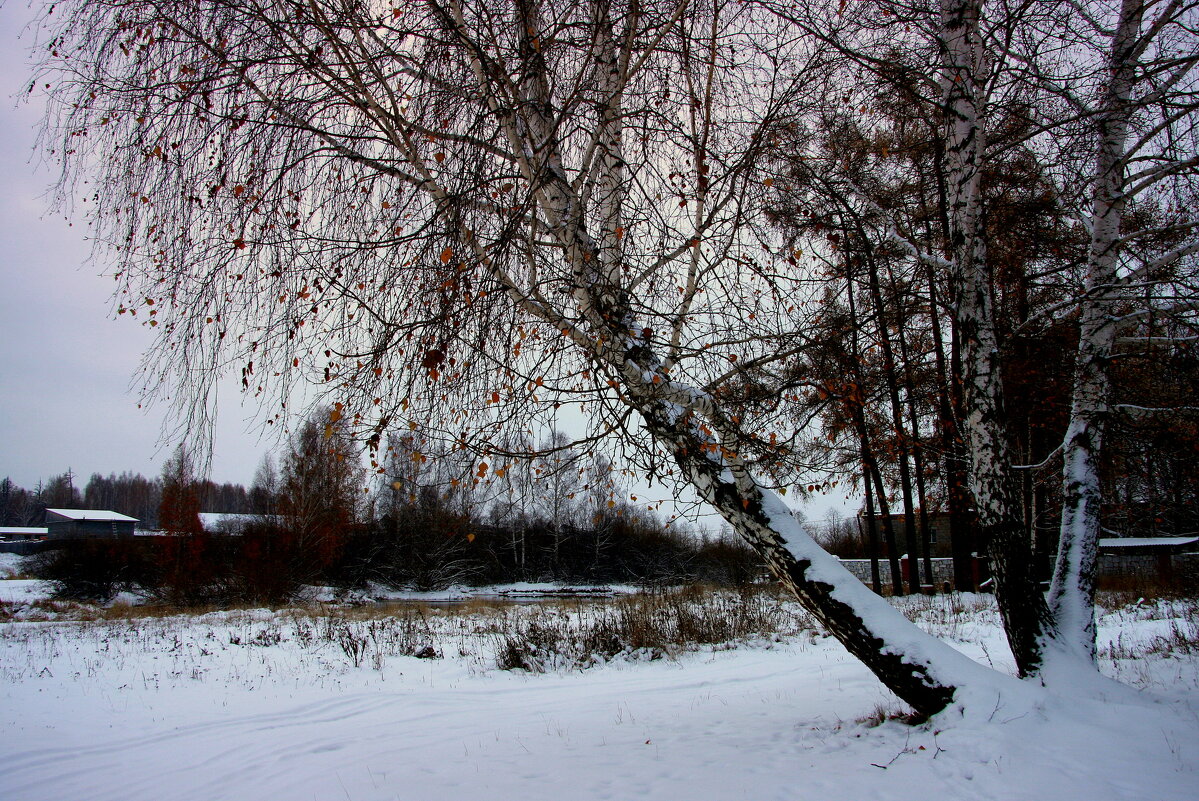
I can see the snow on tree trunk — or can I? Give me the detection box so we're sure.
[632,388,993,717]
[940,0,1057,676]
[1047,0,1144,663]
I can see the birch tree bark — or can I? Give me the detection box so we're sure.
[1048,0,1199,662]
[940,0,1057,674]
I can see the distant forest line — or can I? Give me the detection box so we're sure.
[9,411,770,600]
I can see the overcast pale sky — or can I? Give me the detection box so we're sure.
[0,3,273,489]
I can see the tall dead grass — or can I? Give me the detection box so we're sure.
[496,586,811,671]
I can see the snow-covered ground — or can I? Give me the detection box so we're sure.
[0,551,27,579]
[0,579,45,606]
[1,572,1197,800]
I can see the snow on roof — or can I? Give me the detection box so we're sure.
[45,508,139,522]
[1098,536,1199,549]
[0,527,49,536]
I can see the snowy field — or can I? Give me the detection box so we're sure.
[2,568,1198,800]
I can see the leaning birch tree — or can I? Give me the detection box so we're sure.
[35,0,1003,716]
[40,0,1198,715]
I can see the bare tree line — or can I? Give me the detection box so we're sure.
[16,407,761,600]
[0,470,248,528]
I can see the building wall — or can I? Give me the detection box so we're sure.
[0,540,50,555]
[46,520,137,539]
[837,557,963,589]
[861,514,957,558]
[1098,552,1199,584]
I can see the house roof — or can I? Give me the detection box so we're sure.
[0,527,49,536]
[45,508,139,523]
[1098,536,1199,552]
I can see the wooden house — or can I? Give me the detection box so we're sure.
[44,508,138,538]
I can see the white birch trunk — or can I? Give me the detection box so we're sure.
[940,0,1057,675]
[1047,0,1144,663]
